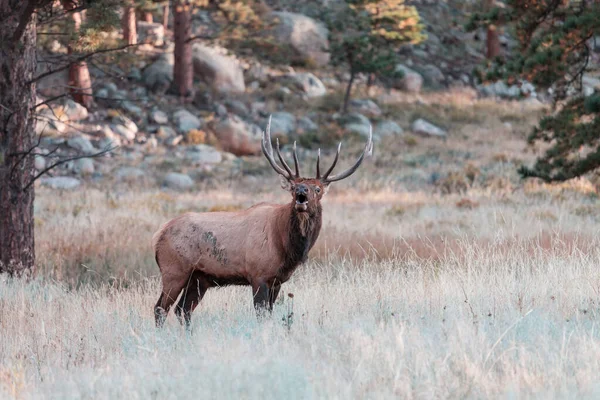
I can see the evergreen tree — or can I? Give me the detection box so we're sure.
[467,0,600,182]
[325,0,426,113]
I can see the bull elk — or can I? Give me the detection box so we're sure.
[152,116,373,328]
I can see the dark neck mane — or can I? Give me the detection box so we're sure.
[277,202,322,280]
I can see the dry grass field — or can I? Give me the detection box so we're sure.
[3,95,600,399]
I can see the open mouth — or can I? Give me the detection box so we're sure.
[295,194,308,211]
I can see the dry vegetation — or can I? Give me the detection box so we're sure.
[4,95,600,398]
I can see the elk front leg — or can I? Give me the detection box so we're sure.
[252,281,270,317]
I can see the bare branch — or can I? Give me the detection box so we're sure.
[28,44,139,85]
[23,146,117,191]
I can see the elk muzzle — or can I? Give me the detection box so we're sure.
[295,184,309,212]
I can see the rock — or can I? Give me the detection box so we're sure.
[115,167,146,182]
[419,64,445,88]
[212,115,262,156]
[41,176,81,190]
[192,44,245,94]
[583,75,600,96]
[349,99,382,117]
[163,172,194,190]
[137,22,165,47]
[99,136,121,149]
[75,158,95,176]
[36,108,67,135]
[411,119,447,138]
[56,99,88,121]
[375,120,403,138]
[165,135,184,147]
[173,109,202,133]
[128,67,142,81]
[156,125,176,139]
[214,103,228,117]
[67,135,97,154]
[142,54,173,94]
[34,155,46,171]
[111,115,138,141]
[185,144,222,164]
[224,99,249,117]
[120,101,144,118]
[270,12,330,67]
[342,113,371,138]
[282,73,326,98]
[297,116,318,133]
[393,65,423,93]
[150,109,169,124]
[269,112,297,137]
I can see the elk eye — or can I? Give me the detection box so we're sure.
[315,187,321,194]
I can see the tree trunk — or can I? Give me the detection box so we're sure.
[486,24,501,59]
[143,11,153,23]
[122,3,137,45]
[342,70,355,114]
[63,0,93,108]
[0,1,37,276]
[173,0,193,100]
[162,4,169,30]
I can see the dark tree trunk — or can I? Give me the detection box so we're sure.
[173,0,193,100]
[486,24,501,59]
[162,4,169,30]
[63,0,93,108]
[122,3,137,45]
[0,0,37,276]
[342,70,355,114]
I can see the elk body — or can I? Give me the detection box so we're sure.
[152,117,373,327]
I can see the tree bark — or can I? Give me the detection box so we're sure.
[122,3,137,45]
[173,0,193,99]
[63,0,93,108]
[143,11,153,23]
[342,70,355,114]
[0,0,37,276]
[162,3,169,30]
[486,24,501,59]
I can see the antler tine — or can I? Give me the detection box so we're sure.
[316,148,321,179]
[321,142,342,180]
[322,125,373,184]
[275,138,295,178]
[292,141,300,178]
[261,115,292,179]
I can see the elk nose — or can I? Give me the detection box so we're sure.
[295,184,308,195]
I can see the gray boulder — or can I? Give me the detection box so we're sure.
[142,54,173,94]
[111,115,138,141]
[150,108,169,124]
[269,112,297,137]
[393,65,423,93]
[67,135,97,154]
[173,109,202,133]
[75,158,95,176]
[342,113,371,138]
[411,119,447,138]
[41,176,81,190]
[375,120,403,138]
[192,44,245,94]
[349,99,382,117]
[282,73,326,98]
[270,12,330,67]
[298,116,318,133]
[115,167,146,182]
[213,115,262,156]
[185,145,223,164]
[137,22,165,47]
[164,172,194,190]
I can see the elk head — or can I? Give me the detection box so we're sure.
[261,115,374,214]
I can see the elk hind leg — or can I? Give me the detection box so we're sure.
[154,273,188,328]
[175,270,210,329]
[252,281,270,318]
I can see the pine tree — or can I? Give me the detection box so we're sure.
[467,0,600,182]
[325,0,426,113]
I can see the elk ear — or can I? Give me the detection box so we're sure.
[279,175,293,191]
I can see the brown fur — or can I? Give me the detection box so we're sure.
[153,178,326,327]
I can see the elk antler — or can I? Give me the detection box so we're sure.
[262,115,301,180]
[319,126,373,183]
